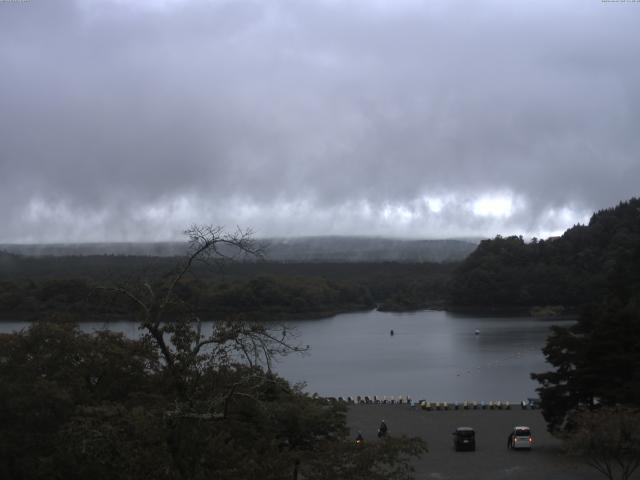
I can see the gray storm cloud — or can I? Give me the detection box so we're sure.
[0,0,638,242]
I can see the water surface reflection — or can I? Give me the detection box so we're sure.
[0,310,572,401]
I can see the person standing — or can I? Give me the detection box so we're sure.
[378,420,388,438]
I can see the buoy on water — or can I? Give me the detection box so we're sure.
[390,329,394,336]
[475,329,480,335]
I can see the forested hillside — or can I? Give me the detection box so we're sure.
[451,198,640,309]
[527,199,640,433]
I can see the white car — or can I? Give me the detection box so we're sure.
[509,426,533,450]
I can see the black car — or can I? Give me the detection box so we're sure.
[453,427,476,451]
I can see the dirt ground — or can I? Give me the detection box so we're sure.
[347,404,636,480]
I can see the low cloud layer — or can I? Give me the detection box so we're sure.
[1,0,638,242]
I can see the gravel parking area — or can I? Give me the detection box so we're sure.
[347,404,630,480]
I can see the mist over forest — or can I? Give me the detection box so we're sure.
[0,236,478,263]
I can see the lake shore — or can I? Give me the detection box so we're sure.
[0,305,374,323]
[347,404,605,480]
[0,303,580,323]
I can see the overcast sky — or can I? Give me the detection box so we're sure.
[1,0,638,243]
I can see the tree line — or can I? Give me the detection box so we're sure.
[451,198,640,310]
[0,255,455,319]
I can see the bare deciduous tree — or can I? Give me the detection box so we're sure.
[110,224,306,408]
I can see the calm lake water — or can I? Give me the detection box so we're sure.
[0,309,572,402]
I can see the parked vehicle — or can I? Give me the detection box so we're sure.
[509,426,533,450]
[527,398,541,409]
[453,427,476,451]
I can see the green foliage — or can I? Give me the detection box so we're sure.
[0,322,161,479]
[200,275,374,317]
[0,321,426,480]
[0,261,456,319]
[451,198,640,309]
[531,198,640,433]
[532,299,640,433]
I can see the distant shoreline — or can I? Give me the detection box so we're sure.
[0,304,579,323]
[445,304,579,319]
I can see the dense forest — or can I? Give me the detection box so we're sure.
[527,199,640,437]
[451,198,640,311]
[0,254,455,320]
